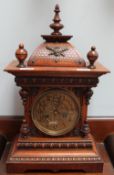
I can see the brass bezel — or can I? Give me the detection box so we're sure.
[31,88,81,136]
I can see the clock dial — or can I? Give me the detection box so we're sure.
[31,88,80,136]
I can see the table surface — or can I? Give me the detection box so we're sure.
[0,143,114,175]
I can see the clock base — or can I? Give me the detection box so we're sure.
[6,134,103,173]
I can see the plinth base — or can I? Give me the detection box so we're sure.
[6,134,103,173]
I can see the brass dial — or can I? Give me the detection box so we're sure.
[31,88,80,136]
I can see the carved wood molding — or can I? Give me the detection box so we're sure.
[9,156,101,162]
[15,77,99,87]
[17,141,92,149]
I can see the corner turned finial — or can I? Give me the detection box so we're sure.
[87,46,99,69]
[15,43,28,68]
[50,4,64,36]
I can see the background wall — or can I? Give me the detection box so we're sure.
[0,0,114,117]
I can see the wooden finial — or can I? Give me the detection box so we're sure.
[15,43,28,68]
[87,46,99,69]
[50,4,64,36]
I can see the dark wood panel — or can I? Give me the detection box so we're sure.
[0,116,22,141]
[0,116,114,142]
[88,118,114,142]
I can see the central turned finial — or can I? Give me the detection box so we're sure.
[50,4,64,36]
[41,4,72,42]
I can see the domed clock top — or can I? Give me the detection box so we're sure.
[27,4,86,68]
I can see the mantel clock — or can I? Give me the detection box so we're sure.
[5,4,109,173]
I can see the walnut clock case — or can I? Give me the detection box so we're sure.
[5,4,109,173]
